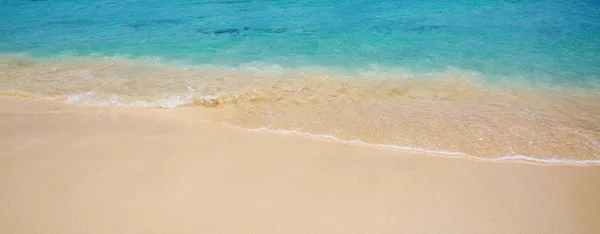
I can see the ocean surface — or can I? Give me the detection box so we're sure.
[1,0,599,163]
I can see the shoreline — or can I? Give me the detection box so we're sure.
[2,96,600,166]
[3,96,598,165]
[219,123,600,166]
[2,54,600,160]
[1,97,600,233]
[0,54,600,162]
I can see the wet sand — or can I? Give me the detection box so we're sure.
[3,55,600,160]
[1,97,599,234]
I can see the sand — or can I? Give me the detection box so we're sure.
[1,97,599,234]
[3,55,600,160]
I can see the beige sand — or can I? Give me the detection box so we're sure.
[1,97,599,234]
[3,55,600,160]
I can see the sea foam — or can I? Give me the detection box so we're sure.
[221,123,600,165]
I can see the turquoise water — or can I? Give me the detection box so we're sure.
[2,0,600,161]
[2,0,600,85]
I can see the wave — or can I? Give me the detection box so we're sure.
[222,123,600,165]
[1,54,599,162]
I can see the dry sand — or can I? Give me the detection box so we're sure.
[1,97,599,234]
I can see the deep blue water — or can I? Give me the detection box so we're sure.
[1,0,600,85]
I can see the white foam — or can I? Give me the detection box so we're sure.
[494,155,600,165]
[221,123,600,165]
[61,92,193,109]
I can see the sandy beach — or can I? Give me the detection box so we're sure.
[1,97,599,234]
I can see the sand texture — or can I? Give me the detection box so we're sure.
[1,97,599,234]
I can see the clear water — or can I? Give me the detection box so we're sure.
[1,0,600,162]
[2,0,600,85]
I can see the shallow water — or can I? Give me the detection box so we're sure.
[1,0,599,162]
[3,0,600,83]
[1,56,599,162]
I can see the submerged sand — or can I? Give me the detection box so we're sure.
[1,97,599,234]
[2,55,600,160]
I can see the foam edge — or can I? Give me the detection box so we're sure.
[221,123,600,165]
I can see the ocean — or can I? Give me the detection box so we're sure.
[1,0,599,163]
